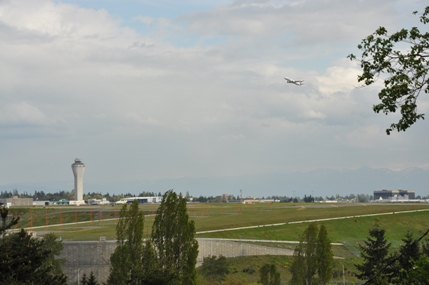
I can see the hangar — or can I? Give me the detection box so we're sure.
[374,190,415,200]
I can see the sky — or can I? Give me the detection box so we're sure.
[0,0,428,194]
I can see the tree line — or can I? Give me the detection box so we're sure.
[0,190,162,202]
[1,188,382,203]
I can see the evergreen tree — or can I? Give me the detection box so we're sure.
[40,232,67,276]
[0,206,19,238]
[389,231,426,283]
[87,271,99,285]
[398,231,420,270]
[107,200,144,285]
[422,239,429,257]
[81,273,88,285]
[259,264,281,285]
[317,224,333,285]
[355,224,392,284]
[393,256,429,285]
[150,190,199,285]
[0,229,67,284]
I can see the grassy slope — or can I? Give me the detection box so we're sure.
[196,210,429,244]
[212,255,359,284]
[9,202,429,284]
[10,203,429,243]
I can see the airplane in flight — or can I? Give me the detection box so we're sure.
[284,77,304,86]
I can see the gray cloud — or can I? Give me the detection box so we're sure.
[0,0,427,194]
[179,0,397,44]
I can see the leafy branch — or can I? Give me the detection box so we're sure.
[348,6,429,134]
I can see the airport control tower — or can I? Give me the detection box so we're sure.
[71,158,85,201]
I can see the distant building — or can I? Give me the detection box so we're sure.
[374,189,415,200]
[71,158,85,202]
[124,197,163,204]
[0,197,33,207]
[242,199,280,204]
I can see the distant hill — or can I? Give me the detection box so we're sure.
[1,167,428,198]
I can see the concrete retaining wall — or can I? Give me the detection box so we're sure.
[61,239,294,284]
[61,241,116,284]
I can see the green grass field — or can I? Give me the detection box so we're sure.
[9,202,429,245]
[7,202,429,284]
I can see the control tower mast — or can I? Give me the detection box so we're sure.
[71,158,85,201]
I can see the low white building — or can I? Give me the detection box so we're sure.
[242,199,280,204]
[87,198,111,205]
[124,196,162,204]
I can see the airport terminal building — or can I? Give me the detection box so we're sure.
[0,197,33,207]
[374,189,415,200]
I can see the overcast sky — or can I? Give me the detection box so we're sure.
[1,0,428,190]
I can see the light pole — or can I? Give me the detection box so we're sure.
[77,268,81,285]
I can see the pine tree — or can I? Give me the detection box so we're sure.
[394,256,429,285]
[87,271,99,285]
[81,273,88,285]
[398,231,420,270]
[422,239,429,257]
[317,224,333,285]
[355,224,392,283]
[40,232,67,276]
[150,190,199,285]
[0,229,67,284]
[388,231,423,283]
[0,206,19,238]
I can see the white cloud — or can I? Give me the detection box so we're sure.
[126,113,164,126]
[301,110,327,120]
[0,101,52,126]
[179,0,397,45]
[220,133,246,141]
[315,59,362,94]
[135,15,155,26]
[0,0,119,39]
[0,0,427,187]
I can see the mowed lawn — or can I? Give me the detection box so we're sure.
[194,206,429,244]
[11,202,429,244]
